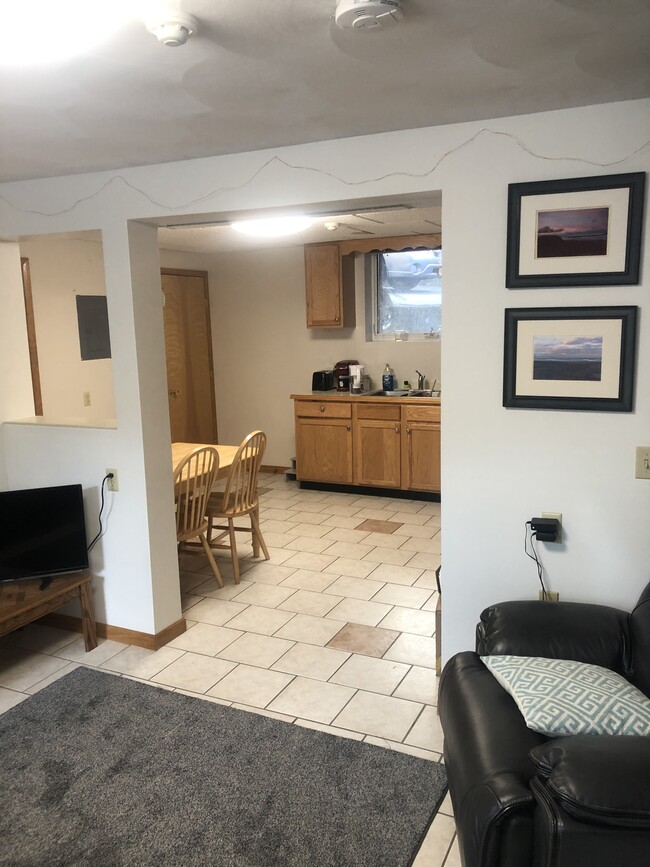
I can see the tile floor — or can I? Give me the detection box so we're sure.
[0,473,459,866]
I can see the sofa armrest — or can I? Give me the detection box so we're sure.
[530,736,650,829]
[476,600,631,674]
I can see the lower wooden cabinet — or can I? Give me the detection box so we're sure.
[293,396,440,494]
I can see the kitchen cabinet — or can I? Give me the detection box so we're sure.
[304,242,355,328]
[402,404,441,493]
[294,400,353,484]
[353,404,401,488]
[291,394,440,495]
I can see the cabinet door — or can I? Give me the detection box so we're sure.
[296,417,353,483]
[403,422,440,492]
[354,419,401,488]
[305,243,342,327]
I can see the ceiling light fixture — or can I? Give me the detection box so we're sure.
[144,9,198,46]
[335,0,404,30]
[231,216,314,238]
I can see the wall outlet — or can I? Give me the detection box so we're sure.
[541,512,562,543]
[635,446,650,480]
[539,590,559,602]
[106,469,119,492]
[83,391,91,407]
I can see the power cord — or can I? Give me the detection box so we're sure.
[87,473,114,552]
[524,520,547,599]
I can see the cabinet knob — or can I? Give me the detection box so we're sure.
[395,426,400,433]
[346,425,350,431]
[406,427,411,434]
[320,405,325,412]
[335,316,340,322]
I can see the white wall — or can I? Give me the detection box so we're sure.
[0,99,648,653]
[159,246,441,466]
[18,233,116,420]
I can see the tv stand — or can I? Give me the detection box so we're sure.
[0,573,97,651]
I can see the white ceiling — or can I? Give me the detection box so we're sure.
[1,0,648,185]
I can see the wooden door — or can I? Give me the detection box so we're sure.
[296,418,353,484]
[161,269,217,443]
[354,418,401,488]
[403,423,441,492]
[20,258,43,415]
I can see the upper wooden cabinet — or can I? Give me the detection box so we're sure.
[304,242,355,328]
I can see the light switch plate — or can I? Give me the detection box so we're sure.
[635,446,650,480]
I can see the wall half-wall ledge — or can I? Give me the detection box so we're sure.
[4,416,117,430]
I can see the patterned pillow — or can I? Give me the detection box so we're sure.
[481,655,650,737]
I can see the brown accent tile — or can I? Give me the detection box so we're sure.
[327,622,399,658]
[355,519,403,534]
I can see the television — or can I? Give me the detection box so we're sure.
[0,484,89,583]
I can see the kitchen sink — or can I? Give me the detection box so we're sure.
[368,390,438,398]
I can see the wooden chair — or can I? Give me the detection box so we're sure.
[205,430,270,584]
[174,445,224,588]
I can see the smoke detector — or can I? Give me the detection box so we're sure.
[145,11,198,46]
[335,0,404,30]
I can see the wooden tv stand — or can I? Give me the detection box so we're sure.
[0,573,97,652]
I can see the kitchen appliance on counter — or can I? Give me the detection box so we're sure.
[349,364,370,394]
[334,359,358,392]
[311,369,335,391]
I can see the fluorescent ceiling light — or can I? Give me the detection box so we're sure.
[0,0,132,66]
[231,216,314,238]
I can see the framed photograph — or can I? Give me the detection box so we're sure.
[506,173,645,287]
[503,306,637,412]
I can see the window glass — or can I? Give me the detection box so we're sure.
[374,249,441,339]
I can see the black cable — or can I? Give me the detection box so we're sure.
[524,520,547,598]
[87,473,113,552]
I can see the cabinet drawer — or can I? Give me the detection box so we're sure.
[294,400,351,419]
[354,404,401,422]
[404,405,440,423]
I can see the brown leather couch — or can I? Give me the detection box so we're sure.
[438,583,650,867]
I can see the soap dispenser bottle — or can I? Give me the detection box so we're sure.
[382,363,394,391]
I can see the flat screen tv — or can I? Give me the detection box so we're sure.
[0,484,89,583]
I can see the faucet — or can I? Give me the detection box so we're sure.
[416,370,425,390]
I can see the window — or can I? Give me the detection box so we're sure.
[371,249,442,340]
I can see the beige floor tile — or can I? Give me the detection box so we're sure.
[289,500,329,514]
[181,594,204,613]
[372,583,433,609]
[264,547,301,565]
[274,614,344,646]
[185,597,249,626]
[279,569,338,594]
[422,592,440,612]
[368,563,425,587]
[400,537,442,554]
[229,583,297,608]
[100,645,186,678]
[362,547,414,567]
[280,551,338,572]
[323,540,375,560]
[287,510,328,524]
[223,604,295,636]
[327,597,393,627]
[179,553,208,572]
[355,507,392,521]
[393,665,439,705]
[411,814,456,867]
[55,637,128,666]
[0,649,77,692]
[151,653,236,693]
[260,507,300,521]
[173,689,231,706]
[323,557,379,579]
[407,552,442,571]
[379,607,437,637]
[295,718,365,741]
[0,686,28,713]
[364,736,442,762]
[289,523,332,539]
[361,531,409,549]
[404,705,444,752]
[25,661,81,694]
[329,654,410,695]
[322,505,364,518]
[332,690,423,741]
[239,563,298,585]
[322,514,368,529]
[327,622,399,658]
[278,589,343,617]
[267,676,355,724]
[230,703,295,723]
[180,569,211,592]
[260,531,300,548]
[218,632,295,668]
[442,837,461,867]
[393,523,439,540]
[3,624,79,654]
[191,579,254,599]
[379,500,422,514]
[389,511,431,526]
[414,572,441,591]
[383,633,437,668]
[321,527,372,545]
[272,642,350,680]
[324,575,385,601]
[282,536,335,554]
[168,622,244,656]
[439,792,454,817]
[207,663,293,707]
[258,518,300,534]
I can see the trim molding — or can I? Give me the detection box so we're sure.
[260,465,289,474]
[42,613,187,650]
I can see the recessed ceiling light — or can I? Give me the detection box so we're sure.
[231,216,314,238]
[0,0,132,67]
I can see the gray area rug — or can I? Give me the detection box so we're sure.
[0,668,447,866]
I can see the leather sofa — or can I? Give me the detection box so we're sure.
[438,583,650,867]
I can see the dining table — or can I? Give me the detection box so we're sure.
[171,442,239,481]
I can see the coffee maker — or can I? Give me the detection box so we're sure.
[333,359,358,392]
[349,364,366,393]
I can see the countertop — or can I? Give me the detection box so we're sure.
[290,390,441,405]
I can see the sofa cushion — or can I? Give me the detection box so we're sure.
[481,655,650,737]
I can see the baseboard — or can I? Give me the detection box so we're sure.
[42,613,187,650]
[260,465,289,474]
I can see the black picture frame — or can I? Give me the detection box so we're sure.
[506,172,645,288]
[503,306,637,412]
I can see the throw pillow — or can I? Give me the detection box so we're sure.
[481,655,650,737]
